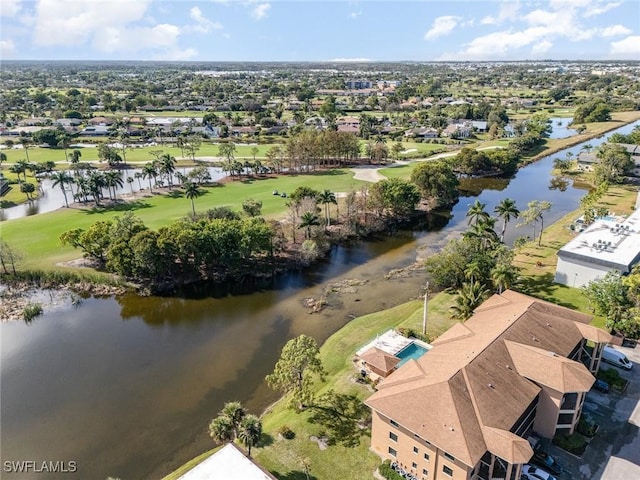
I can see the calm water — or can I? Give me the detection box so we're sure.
[2,120,638,480]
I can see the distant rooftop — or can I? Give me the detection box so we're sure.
[558,208,640,273]
[178,443,276,480]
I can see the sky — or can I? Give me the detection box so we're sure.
[1,0,639,62]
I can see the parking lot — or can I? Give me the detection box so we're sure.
[537,343,640,480]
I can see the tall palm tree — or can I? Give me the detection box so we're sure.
[51,171,74,207]
[159,153,177,188]
[466,200,490,226]
[299,211,320,240]
[20,137,31,162]
[127,176,134,196]
[70,149,82,164]
[88,171,106,206]
[20,181,36,201]
[10,160,28,181]
[104,171,124,200]
[238,414,262,456]
[142,162,158,193]
[221,401,246,439]
[0,152,7,167]
[462,217,499,250]
[183,181,202,215]
[494,198,520,243]
[318,189,337,226]
[134,172,143,191]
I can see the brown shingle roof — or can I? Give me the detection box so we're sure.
[366,290,607,468]
[359,347,400,374]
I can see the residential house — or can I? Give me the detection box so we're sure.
[405,127,439,139]
[555,208,640,287]
[576,151,598,172]
[366,290,613,480]
[613,143,640,176]
[177,443,276,480]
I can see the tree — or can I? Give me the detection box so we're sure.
[265,334,325,409]
[0,239,21,275]
[299,211,321,240]
[70,149,82,164]
[450,281,490,320]
[594,143,633,184]
[104,170,124,200]
[158,153,177,188]
[0,151,6,167]
[466,200,490,226]
[318,189,337,226]
[370,178,420,216]
[219,142,236,171]
[183,181,202,215]
[491,263,518,294]
[242,198,263,217]
[583,272,639,338]
[238,414,262,456]
[410,160,459,209]
[518,200,552,247]
[51,171,74,207]
[20,181,35,200]
[391,141,404,161]
[142,162,158,193]
[308,390,370,447]
[494,198,520,243]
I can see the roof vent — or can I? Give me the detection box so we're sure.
[546,322,552,327]
[488,383,494,389]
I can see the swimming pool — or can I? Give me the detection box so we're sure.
[395,342,428,367]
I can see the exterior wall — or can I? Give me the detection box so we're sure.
[554,256,618,288]
[371,411,473,480]
[533,387,563,438]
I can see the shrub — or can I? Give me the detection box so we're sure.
[577,416,598,437]
[552,432,587,456]
[597,367,627,390]
[278,425,295,440]
[378,460,405,480]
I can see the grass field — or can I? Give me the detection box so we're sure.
[0,169,365,270]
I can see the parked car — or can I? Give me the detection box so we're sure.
[593,379,609,393]
[521,464,557,480]
[531,449,564,475]
[602,346,633,370]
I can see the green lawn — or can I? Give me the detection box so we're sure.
[0,169,365,270]
[0,142,283,164]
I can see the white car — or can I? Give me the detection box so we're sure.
[521,464,557,480]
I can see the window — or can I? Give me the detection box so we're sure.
[424,453,430,461]
[389,432,398,442]
[423,469,429,476]
[388,447,397,457]
[443,465,454,477]
[412,462,418,469]
[390,419,399,427]
[413,446,419,454]
[444,452,455,462]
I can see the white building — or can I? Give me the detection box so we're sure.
[178,443,276,480]
[555,208,640,287]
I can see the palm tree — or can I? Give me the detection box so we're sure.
[70,149,82,164]
[0,151,6,167]
[209,416,234,444]
[462,217,499,250]
[57,133,71,161]
[464,261,483,284]
[88,171,106,206]
[51,171,74,207]
[494,198,520,243]
[299,211,321,240]
[104,170,124,200]
[10,160,28,181]
[183,181,202,215]
[221,401,246,439]
[134,172,143,190]
[450,281,490,320]
[238,414,262,456]
[127,176,134,196]
[466,200,490,226]
[159,153,177,188]
[20,137,31,162]
[318,189,337,226]
[491,264,518,294]
[20,181,35,201]
[142,162,158,193]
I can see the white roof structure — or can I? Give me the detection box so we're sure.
[178,443,276,480]
[555,208,640,287]
[356,329,412,358]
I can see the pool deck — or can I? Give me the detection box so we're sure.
[356,329,431,358]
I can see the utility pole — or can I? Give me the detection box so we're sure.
[422,281,429,336]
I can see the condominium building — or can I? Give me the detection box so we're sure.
[365,290,613,480]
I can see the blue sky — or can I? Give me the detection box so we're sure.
[1,0,639,61]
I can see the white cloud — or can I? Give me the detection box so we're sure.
[600,24,631,37]
[189,6,222,33]
[93,24,181,53]
[531,40,553,55]
[424,16,461,40]
[349,11,362,19]
[33,0,151,46]
[481,0,520,25]
[1,39,16,57]
[251,3,270,20]
[1,0,22,17]
[584,2,621,17]
[610,35,640,57]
